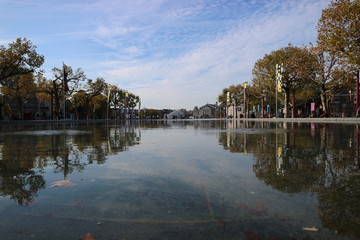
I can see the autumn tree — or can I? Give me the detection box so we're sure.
[126,93,140,119]
[309,45,355,113]
[37,64,86,119]
[108,88,128,118]
[71,90,86,119]
[317,0,360,67]
[217,88,229,116]
[1,73,37,119]
[217,84,245,117]
[90,94,107,119]
[71,78,107,119]
[0,38,44,85]
[252,44,317,118]
[35,74,55,119]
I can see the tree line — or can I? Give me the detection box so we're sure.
[217,0,359,118]
[0,38,141,120]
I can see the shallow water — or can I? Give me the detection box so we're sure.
[0,120,359,239]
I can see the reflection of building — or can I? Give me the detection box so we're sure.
[193,104,215,118]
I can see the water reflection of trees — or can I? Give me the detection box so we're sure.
[0,122,141,205]
[217,121,360,237]
[0,134,46,205]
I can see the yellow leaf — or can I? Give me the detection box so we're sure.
[50,179,77,188]
[79,233,95,240]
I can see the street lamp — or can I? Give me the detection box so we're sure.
[106,84,112,119]
[226,92,230,118]
[243,82,248,118]
[125,91,129,119]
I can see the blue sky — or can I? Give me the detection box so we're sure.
[0,0,331,110]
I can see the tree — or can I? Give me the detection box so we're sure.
[35,74,55,119]
[127,93,140,119]
[309,45,355,113]
[1,73,37,119]
[0,38,44,85]
[46,64,86,117]
[252,45,317,118]
[108,88,130,119]
[90,94,107,119]
[317,0,360,67]
[218,84,244,118]
[71,78,107,119]
[71,90,87,119]
[217,88,229,117]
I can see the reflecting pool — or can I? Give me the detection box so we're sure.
[0,120,359,239]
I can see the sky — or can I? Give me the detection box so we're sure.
[0,0,331,110]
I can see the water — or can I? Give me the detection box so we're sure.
[0,120,359,240]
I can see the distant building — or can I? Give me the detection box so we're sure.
[193,104,215,118]
[2,95,50,120]
[193,106,199,118]
[227,104,245,118]
[329,90,356,117]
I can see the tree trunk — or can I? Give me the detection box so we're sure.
[284,91,289,118]
[50,93,54,120]
[54,95,60,119]
[291,91,295,118]
[320,91,327,113]
[17,97,23,120]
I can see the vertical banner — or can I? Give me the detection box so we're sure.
[311,102,316,112]
[276,64,283,93]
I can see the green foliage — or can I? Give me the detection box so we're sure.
[0,38,44,85]
[251,45,317,117]
[317,0,360,67]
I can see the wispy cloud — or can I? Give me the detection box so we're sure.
[98,0,330,109]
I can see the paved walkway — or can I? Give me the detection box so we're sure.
[1,117,360,125]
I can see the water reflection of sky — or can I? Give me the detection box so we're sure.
[0,121,359,239]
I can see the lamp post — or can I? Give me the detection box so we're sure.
[226,92,230,118]
[215,98,219,118]
[243,82,247,118]
[106,84,112,119]
[125,92,129,119]
[231,93,236,118]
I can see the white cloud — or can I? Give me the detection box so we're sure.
[99,0,330,109]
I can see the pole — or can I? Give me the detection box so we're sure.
[261,95,264,118]
[276,86,278,118]
[62,62,68,119]
[63,91,66,119]
[356,70,359,115]
[275,64,278,118]
[243,82,247,118]
[107,85,111,119]
[275,64,283,118]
